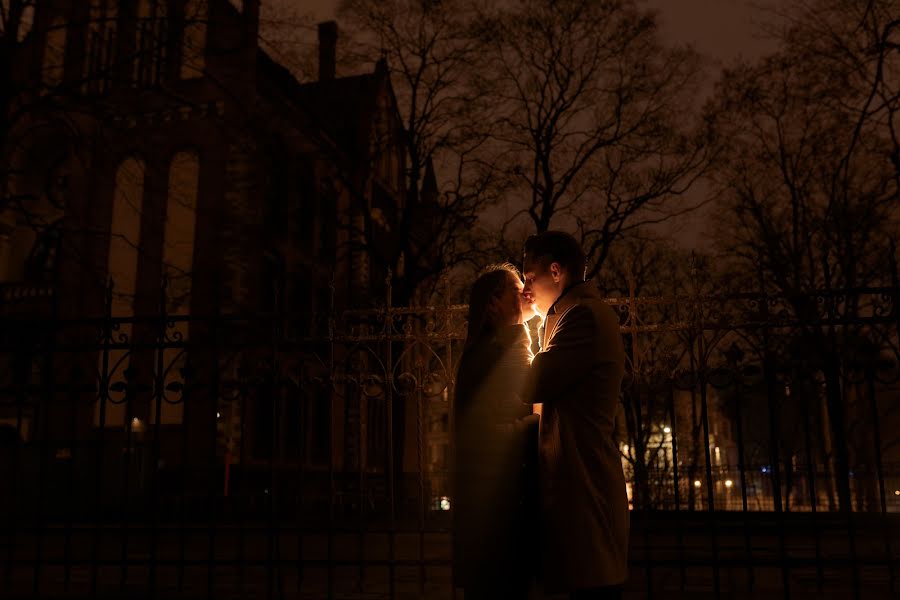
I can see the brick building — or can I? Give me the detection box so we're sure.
[0,0,408,488]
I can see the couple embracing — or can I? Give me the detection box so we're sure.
[452,231,629,600]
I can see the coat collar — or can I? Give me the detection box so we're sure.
[546,280,600,315]
[539,281,601,349]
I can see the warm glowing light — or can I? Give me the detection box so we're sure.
[694,480,702,488]
[725,480,733,488]
[895,490,900,496]
[439,496,451,511]
[622,444,629,453]
[216,412,221,419]
[663,426,671,434]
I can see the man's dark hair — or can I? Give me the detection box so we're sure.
[523,231,586,281]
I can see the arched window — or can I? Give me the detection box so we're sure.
[155,150,199,425]
[17,5,35,42]
[41,17,67,88]
[98,157,146,427]
[134,0,167,86]
[163,151,199,312]
[108,158,145,311]
[180,0,207,79]
[84,0,117,93]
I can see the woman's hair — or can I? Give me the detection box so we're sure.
[464,263,521,350]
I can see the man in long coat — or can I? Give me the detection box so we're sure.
[522,231,628,599]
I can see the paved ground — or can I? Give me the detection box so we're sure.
[3,512,898,598]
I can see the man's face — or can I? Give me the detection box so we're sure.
[522,256,560,316]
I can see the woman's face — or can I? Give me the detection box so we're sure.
[495,272,537,325]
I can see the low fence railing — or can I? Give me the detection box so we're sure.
[1,277,899,598]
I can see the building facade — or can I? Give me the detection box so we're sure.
[0,0,409,489]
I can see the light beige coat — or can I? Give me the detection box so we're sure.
[525,282,629,592]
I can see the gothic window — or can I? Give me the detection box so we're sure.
[134,0,167,86]
[17,4,35,42]
[286,370,332,467]
[107,157,144,311]
[98,157,146,428]
[180,0,207,79]
[155,150,200,426]
[41,17,66,88]
[163,151,199,314]
[84,0,117,92]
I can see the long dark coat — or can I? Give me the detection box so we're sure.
[452,324,537,594]
[526,283,629,592]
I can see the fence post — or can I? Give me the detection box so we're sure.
[327,274,337,600]
[384,269,396,600]
[865,359,895,594]
[757,261,790,598]
[797,366,824,591]
[726,342,754,591]
[90,278,114,595]
[691,255,720,599]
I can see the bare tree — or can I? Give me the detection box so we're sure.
[337,0,506,304]
[597,235,683,508]
[474,0,713,278]
[709,0,900,512]
[601,237,734,510]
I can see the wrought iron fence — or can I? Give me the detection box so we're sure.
[1,274,899,598]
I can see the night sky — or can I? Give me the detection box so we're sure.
[279,0,781,64]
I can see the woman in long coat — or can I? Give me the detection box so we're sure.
[452,264,538,599]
